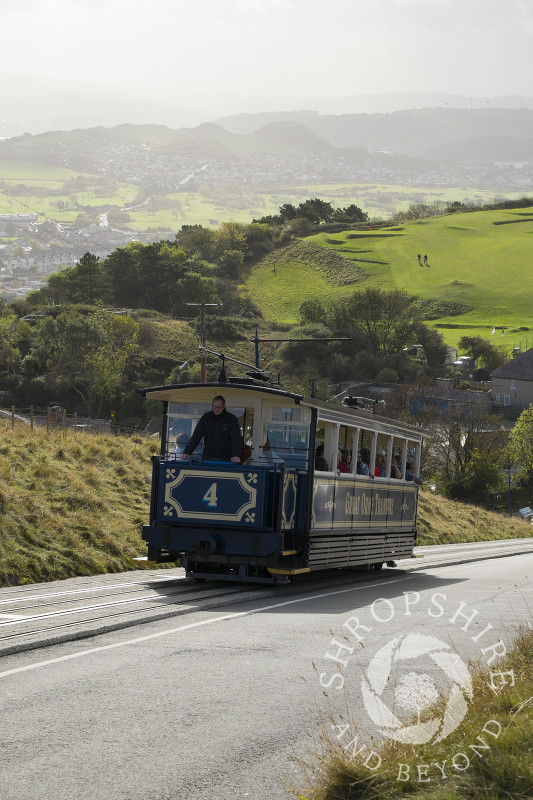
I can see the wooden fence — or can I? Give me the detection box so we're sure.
[0,406,112,434]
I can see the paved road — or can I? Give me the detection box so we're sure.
[0,543,532,800]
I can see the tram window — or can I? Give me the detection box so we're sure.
[166,416,200,457]
[263,423,309,466]
[271,406,304,423]
[236,407,254,461]
[169,402,211,416]
[242,409,254,447]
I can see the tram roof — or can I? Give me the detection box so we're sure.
[137,380,303,403]
[138,380,425,440]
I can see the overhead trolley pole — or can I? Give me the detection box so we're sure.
[250,328,353,369]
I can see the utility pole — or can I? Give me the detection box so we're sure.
[507,456,513,517]
[185,302,220,382]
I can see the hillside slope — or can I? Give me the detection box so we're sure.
[0,422,157,586]
[0,420,531,587]
[246,206,533,348]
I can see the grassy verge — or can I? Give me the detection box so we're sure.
[416,490,532,545]
[0,421,159,586]
[296,627,533,799]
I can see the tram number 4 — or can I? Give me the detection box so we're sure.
[203,482,218,508]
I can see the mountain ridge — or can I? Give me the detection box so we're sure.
[3,70,533,138]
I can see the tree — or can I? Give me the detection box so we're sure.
[417,399,504,502]
[76,252,106,304]
[29,309,143,416]
[175,225,215,261]
[101,241,189,312]
[175,272,218,310]
[102,243,144,308]
[136,242,187,312]
[297,198,334,224]
[332,204,368,223]
[213,221,247,257]
[507,405,533,491]
[330,288,420,357]
[458,336,507,371]
[299,298,326,325]
[278,204,298,222]
[413,322,448,370]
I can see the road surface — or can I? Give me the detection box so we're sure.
[0,542,531,800]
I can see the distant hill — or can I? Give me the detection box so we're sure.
[217,107,533,162]
[0,120,377,170]
[3,97,533,167]
[159,121,337,157]
[2,106,533,179]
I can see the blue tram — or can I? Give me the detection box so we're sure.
[138,379,424,583]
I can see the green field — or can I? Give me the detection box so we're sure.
[122,184,524,230]
[246,206,533,354]
[0,155,523,229]
[0,158,138,220]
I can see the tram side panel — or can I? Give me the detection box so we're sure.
[309,475,418,570]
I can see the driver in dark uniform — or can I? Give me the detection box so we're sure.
[181,395,241,463]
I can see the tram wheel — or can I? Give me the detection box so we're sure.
[373,562,384,571]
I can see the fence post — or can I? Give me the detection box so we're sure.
[62,408,67,435]
[30,405,34,431]
[11,406,15,429]
[47,407,50,432]
[74,412,77,436]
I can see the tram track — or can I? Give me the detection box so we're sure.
[0,572,263,657]
[1,538,532,659]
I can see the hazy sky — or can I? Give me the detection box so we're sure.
[3,0,533,103]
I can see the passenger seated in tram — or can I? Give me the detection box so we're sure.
[315,444,329,471]
[405,461,423,484]
[174,432,190,457]
[356,450,369,475]
[361,447,380,477]
[337,449,349,473]
[389,455,402,479]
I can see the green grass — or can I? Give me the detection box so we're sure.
[246,206,533,352]
[0,421,160,586]
[247,241,369,321]
[0,157,95,182]
[298,627,533,799]
[124,186,525,231]
[0,158,139,220]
